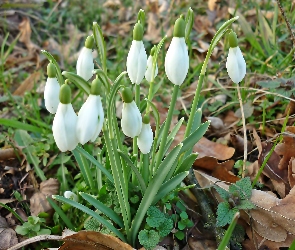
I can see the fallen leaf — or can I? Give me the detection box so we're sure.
[30,178,59,216]
[18,16,39,52]
[13,71,42,96]
[230,134,253,153]
[0,216,18,250]
[288,158,295,188]
[187,236,216,250]
[211,165,240,183]
[234,101,254,119]
[193,157,234,171]
[59,230,134,250]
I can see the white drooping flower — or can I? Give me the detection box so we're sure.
[64,191,78,202]
[76,79,104,144]
[126,22,147,84]
[52,84,78,152]
[165,17,189,86]
[145,54,158,83]
[121,87,142,138]
[76,36,94,81]
[137,116,153,154]
[225,31,246,84]
[44,62,60,114]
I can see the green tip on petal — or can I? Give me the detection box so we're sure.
[228,31,238,48]
[133,22,143,41]
[85,36,94,49]
[90,78,102,95]
[47,62,56,78]
[173,16,186,37]
[143,114,150,124]
[122,87,133,103]
[150,46,156,56]
[59,82,71,104]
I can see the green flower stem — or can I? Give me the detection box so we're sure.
[155,85,179,170]
[133,84,141,158]
[142,153,149,186]
[81,153,95,191]
[103,125,130,236]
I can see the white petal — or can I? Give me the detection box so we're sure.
[44,78,60,114]
[64,191,78,202]
[121,101,142,138]
[76,47,94,81]
[145,55,158,82]
[126,41,147,84]
[52,103,78,152]
[90,96,104,142]
[226,47,246,84]
[165,37,189,85]
[137,123,153,154]
[76,95,104,144]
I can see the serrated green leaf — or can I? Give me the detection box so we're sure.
[216,202,238,227]
[146,206,166,228]
[236,200,256,210]
[138,229,160,250]
[158,217,173,237]
[229,177,252,200]
[214,186,230,201]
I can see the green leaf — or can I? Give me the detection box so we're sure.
[214,186,230,201]
[257,80,280,89]
[178,220,186,230]
[158,217,173,237]
[185,7,194,43]
[14,129,34,146]
[180,211,188,220]
[146,206,166,228]
[174,230,185,240]
[93,22,107,73]
[15,225,29,235]
[80,192,124,228]
[236,200,256,210]
[216,202,238,227]
[62,71,90,95]
[138,229,160,250]
[53,195,126,242]
[167,117,184,145]
[37,228,51,235]
[137,9,145,28]
[0,119,43,133]
[152,171,188,205]
[229,177,252,200]
[145,99,160,138]
[174,153,198,176]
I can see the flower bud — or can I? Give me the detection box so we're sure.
[126,23,147,84]
[44,62,60,114]
[76,79,104,144]
[226,31,246,84]
[165,17,189,85]
[121,88,142,138]
[145,47,158,83]
[64,191,78,202]
[76,36,94,81]
[137,115,153,154]
[52,83,78,152]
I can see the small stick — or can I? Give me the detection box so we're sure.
[276,0,295,48]
[8,235,63,250]
[236,84,247,178]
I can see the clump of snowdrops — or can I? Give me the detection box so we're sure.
[41,8,245,249]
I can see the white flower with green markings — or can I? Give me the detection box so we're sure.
[137,115,153,154]
[145,46,158,83]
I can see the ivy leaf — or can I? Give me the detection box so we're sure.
[214,186,230,201]
[236,200,256,210]
[229,177,252,200]
[138,229,160,250]
[146,206,166,228]
[158,217,173,237]
[216,202,238,227]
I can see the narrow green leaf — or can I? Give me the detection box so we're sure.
[72,149,91,187]
[117,150,146,194]
[74,146,114,183]
[93,69,110,93]
[145,99,160,138]
[80,192,124,228]
[53,195,126,242]
[174,153,198,176]
[152,171,188,205]
[192,108,202,132]
[93,22,107,73]
[0,119,43,133]
[41,50,64,85]
[47,197,75,230]
[167,117,184,143]
[185,7,194,43]
[62,71,90,95]
[137,9,145,28]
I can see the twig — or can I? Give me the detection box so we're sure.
[236,84,247,178]
[8,235,63,250]
[276,0,295,48]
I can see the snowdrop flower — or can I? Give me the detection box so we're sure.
[52,82,78,152]
[137,115,153,154]
[126,22,147,84]
[226,31,246,84]
[165,16,189,86]
[44,62,60,114]
[76,36,94,81]
[76,78,104,144]
[121,87,142,138]
[145,46,158,82]
[64,191,78,202]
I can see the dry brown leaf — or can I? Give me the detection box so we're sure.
[193,137,235,160]
[205,117,224,131]
[0,216,18,250]
[187,236,216,250]
[30,178,59,216]
[211,165,240,183]
[230,134,253,153]
[288,157,295,188]
[13,71,42,96]
[193,157,233,171]
[103,0,121,8]
[208,0,217,11]
[18,16,39,52]
[59,230,134,250]
[252,128,262,155]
